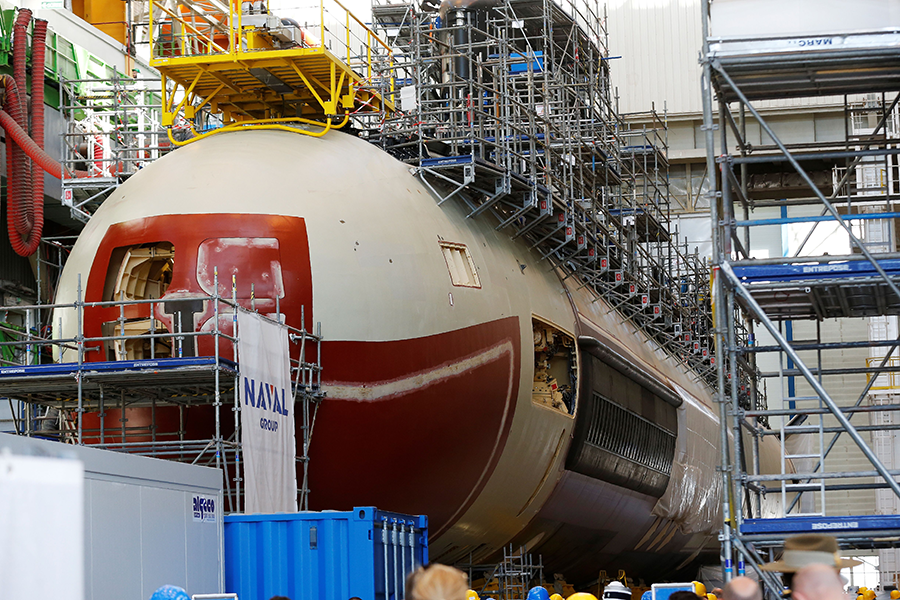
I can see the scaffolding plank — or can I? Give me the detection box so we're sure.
[709,34,900,102]
[742,514,900,535]
[0,357,236,378]
[733,259,900,284]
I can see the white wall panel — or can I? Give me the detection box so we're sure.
[606,0,847,116]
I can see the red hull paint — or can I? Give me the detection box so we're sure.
[78,212,519,541]
[80,214,313,440]
[82,213,314,360]
[311,317,521,537]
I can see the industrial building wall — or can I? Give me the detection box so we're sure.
[605,0,848,117]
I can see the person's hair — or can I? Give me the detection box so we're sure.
[407,564,469,600]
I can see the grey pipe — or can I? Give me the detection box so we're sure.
[578,336,683,408]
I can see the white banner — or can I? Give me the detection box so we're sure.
[238,309,297,514]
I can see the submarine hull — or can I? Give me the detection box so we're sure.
[54,129,736,582]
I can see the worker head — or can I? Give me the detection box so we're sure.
[551,595,565,600]
[791,563,846,600]
[603,581,632,600]
[890,591,900,600]
[406,564,469,600]
[149,586,190,600]
[694,582,708,598]
[722,576,761,600]
[568,594,599,600]
[467,591,480,600]
[864,591,876,600]
[528,588,550,600]
[761,534,861,574]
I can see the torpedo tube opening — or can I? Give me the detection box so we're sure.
[532,318,577,415]
[101,241,175,360]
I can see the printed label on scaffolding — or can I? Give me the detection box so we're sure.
[238,308,298,513]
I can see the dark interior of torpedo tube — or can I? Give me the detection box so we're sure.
[565,338,679,498]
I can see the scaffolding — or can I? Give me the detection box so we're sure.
[702,0,900,593]
[366,0,716,382]
[460,545,545,600]
[145,0,394,140]
[60,74,170,222]
[0,273,323,514]
[73,0,719,384]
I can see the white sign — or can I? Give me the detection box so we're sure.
[238,309,297,514]
[400,85,417,111]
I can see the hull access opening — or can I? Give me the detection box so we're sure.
[532,317,577,415]
[102,241,175,360]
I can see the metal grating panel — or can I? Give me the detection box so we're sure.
[584,393,676,476]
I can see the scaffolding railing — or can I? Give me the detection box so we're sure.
[60,74,171,223]
[366,0,717,384]
[146,0,394,138]
[703,0,900,594]
[0,272,324,514]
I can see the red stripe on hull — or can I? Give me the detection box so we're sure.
[311,317,520,537]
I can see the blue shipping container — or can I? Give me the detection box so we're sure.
[224,507,428,600]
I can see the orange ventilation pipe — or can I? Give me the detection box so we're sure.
[0,107,90,180]
[30,18,48,256]
[1,14,88,256]
[9,9,30,246]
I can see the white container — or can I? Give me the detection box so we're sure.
[0,433,224,600]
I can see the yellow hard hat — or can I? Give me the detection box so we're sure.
[890,591,900,600]
[856,595,863,600]
[864,591,876,600]
[551,595,564,600]
[467,591,480,600]
[707,593,717,600]
[693,582,707,597]
[567,595,599,600]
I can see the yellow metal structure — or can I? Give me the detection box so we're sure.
[866,356,900,391]
[149,0,394,142]
[73,0,128,45]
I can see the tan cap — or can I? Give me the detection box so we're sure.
[760,534,862,572]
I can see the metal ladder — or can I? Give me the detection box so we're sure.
[778,320,827,516]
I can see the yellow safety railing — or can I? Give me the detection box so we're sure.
[148,0,394,142]
[866,356,900,391]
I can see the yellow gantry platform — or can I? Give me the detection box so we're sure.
[149,0,395,141]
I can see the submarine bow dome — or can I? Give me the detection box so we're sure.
[53,128,763,581]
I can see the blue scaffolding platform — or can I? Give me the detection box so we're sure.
[729,258,900,320]
[742,515,900,536]
[0,357,238,409]
[732,259,900,284]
